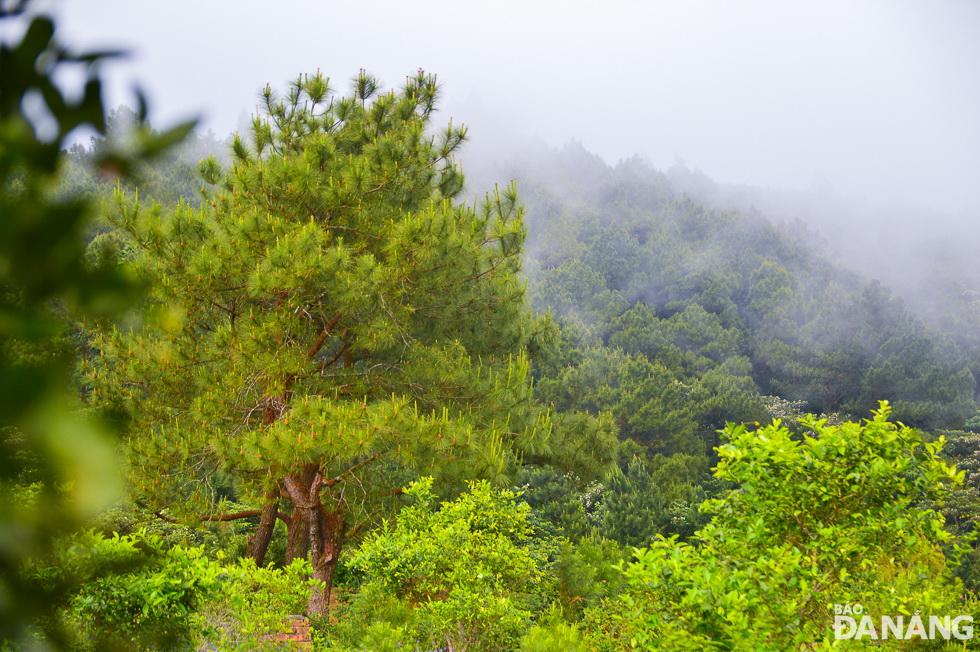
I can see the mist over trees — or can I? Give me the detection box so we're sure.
[6,12,980,644]
[461,139,979,431]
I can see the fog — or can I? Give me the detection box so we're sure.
[16,0,980,314]
[32,0,979,214]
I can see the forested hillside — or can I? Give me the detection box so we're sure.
[474,142,980,432]
[461,139,980,563]
[6,11,980,648]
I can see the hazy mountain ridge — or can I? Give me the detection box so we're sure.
[461,137,980,429]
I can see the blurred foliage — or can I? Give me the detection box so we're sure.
[0,3,192,646]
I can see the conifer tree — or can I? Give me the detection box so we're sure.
[87,71,615,614]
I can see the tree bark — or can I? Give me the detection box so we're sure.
[308,506,344,616]
[245,494,279,565]
[281,464,347,616]
[283,464,320,563]
[285,504,311,563]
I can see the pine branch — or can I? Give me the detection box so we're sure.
[314,341,350,372]
[136,500,288,524]
[343,509,382,539]
[307,312,343,361]
[314,453,381,495]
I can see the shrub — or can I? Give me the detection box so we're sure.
[26,531,223,651]
[584,403,972,650]
[334,477,551,651]
[193,557,320,651]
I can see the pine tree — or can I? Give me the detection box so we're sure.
[87,71,614,614]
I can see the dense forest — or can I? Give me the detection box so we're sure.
[6,9,980,651]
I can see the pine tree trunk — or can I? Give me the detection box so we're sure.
[245,495,279,565]
[283,465,320,563]
[308,507,344,616]
[283,468,344,616]
[282,466,347,616]
[285,505,311,563]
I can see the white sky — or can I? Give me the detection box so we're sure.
[22,0,980,214]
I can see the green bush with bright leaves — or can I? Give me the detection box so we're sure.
[584,403,973,650]
[22,530,318,651]
[333,477,552,651]
[519,606,589,652]
[192,557,320,651]
[24,531,223,651]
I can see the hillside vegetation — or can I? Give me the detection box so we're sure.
[5,16,980,647]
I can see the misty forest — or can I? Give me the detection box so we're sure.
[7,8,980,652]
